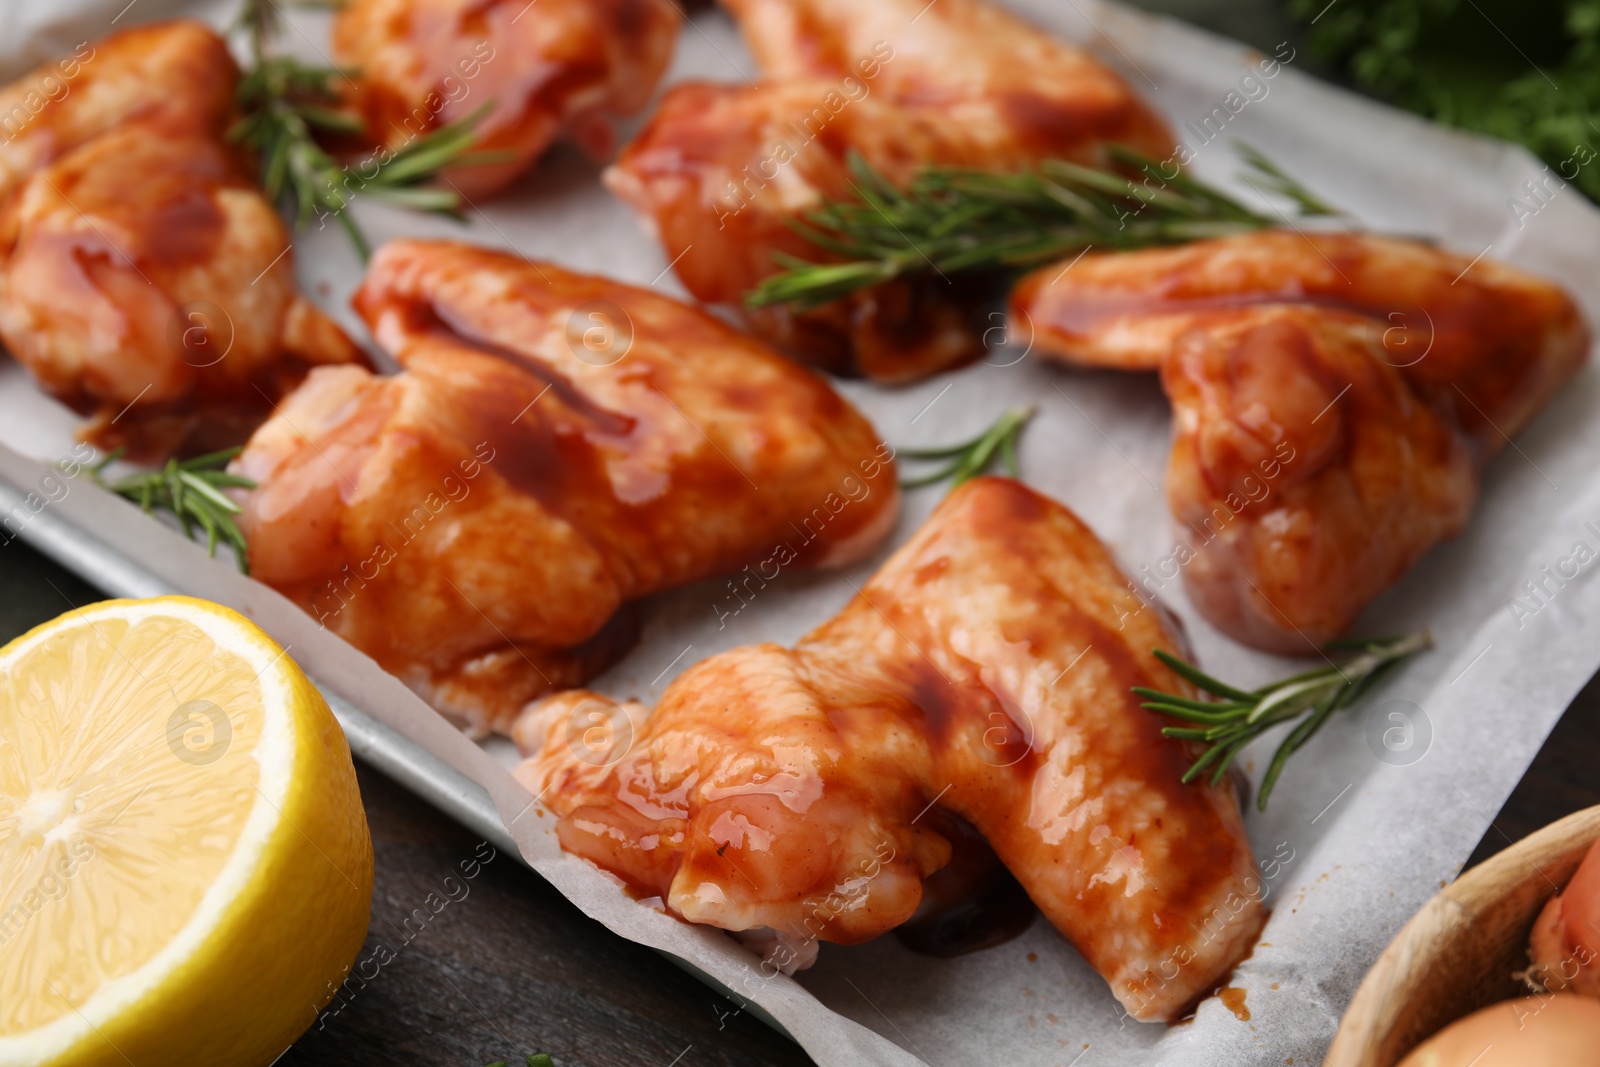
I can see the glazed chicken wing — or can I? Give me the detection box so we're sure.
[1164,307,1478,649]
[1011,231,1588,453]
[235,239,899,734]
[0,127,365,460]
[605,0,1173,383]
[516,477,1263,1022]
[1009,231,1589,650]
[0,21,366,460]
[333,0,680,199]
[724,0,1170,133]
[0,21,236,210]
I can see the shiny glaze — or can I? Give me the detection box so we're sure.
[0,21,237,213]
[333,0,679,198]
[0,21,364,460]
[1011,231,1590,453]
[515,478,1264,1022]
[235,239,900,734]
[1009,231,1590,651]
[605,0,1174,383]
[1164,307,1478,650]
[0,123,365,460]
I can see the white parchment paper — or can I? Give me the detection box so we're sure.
[4,1,1600,1063]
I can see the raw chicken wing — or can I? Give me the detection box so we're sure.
[1163,307,1478,649]
[235,239,900,734]
[1010,231,1589,650]
[0,21,236,211]
[516,477,1264,1021]
[606,0,1173,382]
[0,21,366,459]
[333,0,680,199]
[0,127,366,459]
[1011,231,1588,453]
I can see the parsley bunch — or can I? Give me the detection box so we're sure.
[1290,0,1600,203]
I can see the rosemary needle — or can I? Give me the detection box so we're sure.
[900,405,1034,489]
[1134,631,1432,811]
[83,448,257,573]
[230,0,509,258]
[746,144,1337,310]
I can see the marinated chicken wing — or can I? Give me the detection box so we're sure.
[235,239,900,734]
[0,127,366,460]
[515,477,1264,1022]
[605,0,1173,383]
[1164,307,1478,649]
[0,20,366,460]
[1011,231,1588,453]
[333,0,680,199]
[0,21,236,211]
[1009,231,1590,650]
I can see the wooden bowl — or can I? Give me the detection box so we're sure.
[1323,804,1600,1066]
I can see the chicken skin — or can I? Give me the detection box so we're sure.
[1009,231,1590,650]
[605,0,1173,383]
[333,0,680,199]
[235,239,900,734]
[516,477,1264,1022]
[1011,231,1589,454]
[1164,308,1479,649]
[0,21,366,460]
[0,20,236,211]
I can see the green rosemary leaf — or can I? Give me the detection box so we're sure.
[362,186,469,213]
[746,145,1329,310]
[1177,735,1234,784]
[83,447,257,574]
[1140,631,1431,810]
[230,3,500,259]
[899,406,1034,491]
[1246,675,1339,725]
[176,470,244,514]
[1256,691,1341,808]
[1151,649,1259,703]
[1139,701,1251,725]
[1130,688,1248,713]
[1235,141,1341,218]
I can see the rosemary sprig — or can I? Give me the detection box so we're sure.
[746,146,1334,310]
[83,448,256,573]
[900,405,1033,489]
[1134,631,1432,811]
[1234,142,1341,218]
[229,0,507,258]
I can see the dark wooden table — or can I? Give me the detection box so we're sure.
[4,530,1598,1067]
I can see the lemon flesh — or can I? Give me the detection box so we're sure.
[0,597,373,1066]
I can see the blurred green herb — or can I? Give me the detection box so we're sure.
[229,0,507,258]
[484,1056,554,1067]
[1135,631,1431,810]
[746,146,1334,310]
[83,448,255,573]
[900,405,1034,489]
[1289,0,1600,204]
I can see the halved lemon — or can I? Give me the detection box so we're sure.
[0,596,373,1066]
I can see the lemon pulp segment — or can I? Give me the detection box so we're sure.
[0,596,362,1067]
